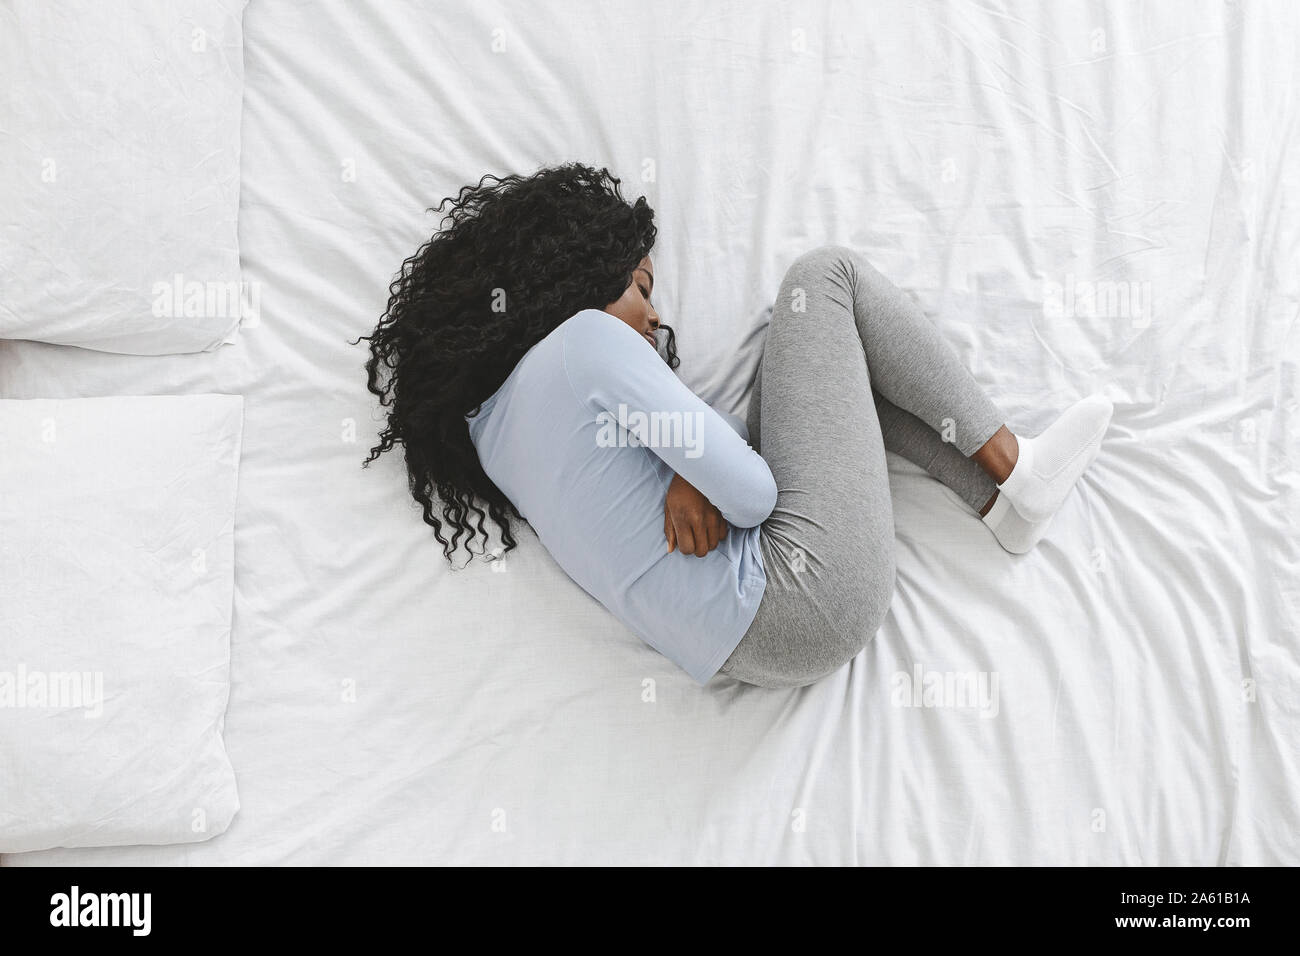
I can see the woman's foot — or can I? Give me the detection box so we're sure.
[981,491,1052,554]
[993,395,1113,524]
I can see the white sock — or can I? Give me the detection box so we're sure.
[981,492,1051,554]
[995,394,1113,524]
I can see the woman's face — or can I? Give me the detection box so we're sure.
[603,255,661,349]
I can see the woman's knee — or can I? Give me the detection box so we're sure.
[788,245,903,306]
[810,557,897,680]
[853,553,897,635]
[775,245,874,323]
[745,631,880,688]
[784,244,858,286]
[733,596,893,690]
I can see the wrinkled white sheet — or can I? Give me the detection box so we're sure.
[4,0,1297,864]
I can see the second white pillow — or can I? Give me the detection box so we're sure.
[0,394,244,852]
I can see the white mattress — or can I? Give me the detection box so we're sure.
[4,0,1297,864]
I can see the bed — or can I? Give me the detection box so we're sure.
[2,0,1297,865]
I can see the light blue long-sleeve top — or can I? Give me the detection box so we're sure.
[466,308,777,684]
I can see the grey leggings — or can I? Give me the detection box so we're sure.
[719,245,1006,688]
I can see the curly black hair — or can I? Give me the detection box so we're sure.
[360,162,675,565]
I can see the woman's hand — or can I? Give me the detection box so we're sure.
[664,473,728,557]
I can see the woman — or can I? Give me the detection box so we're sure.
[362,163,1112,688]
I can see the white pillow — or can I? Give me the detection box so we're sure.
[0,395,243,852]
[0,0,249,354]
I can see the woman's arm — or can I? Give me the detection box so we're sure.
[562,309,777,528]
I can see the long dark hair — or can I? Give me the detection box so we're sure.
[359,162,675,564]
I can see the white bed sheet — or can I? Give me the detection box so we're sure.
[4,0,1297,865]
